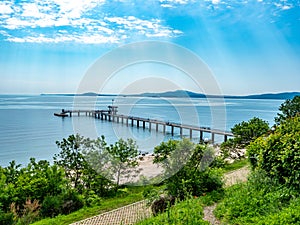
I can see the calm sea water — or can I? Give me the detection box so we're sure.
[0,95,283,167]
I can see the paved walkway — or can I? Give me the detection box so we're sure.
[70,200,150,225]
[71,167,250,225]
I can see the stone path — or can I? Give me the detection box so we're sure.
[70,200,151,225]
[203,166,250,225]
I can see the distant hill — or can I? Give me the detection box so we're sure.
[41,91,300,99]
[138,90,300,100]
[233,92,300,100]
[138,90,206,98]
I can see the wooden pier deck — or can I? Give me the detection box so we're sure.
[54,106,233,143]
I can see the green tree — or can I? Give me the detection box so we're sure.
[220,117,269,161]
[54,134,112,196]
[153,139,223,199]
[54,134,87,191]
[247,115,300,190]
[106,138,140,189]
[3,161,21,184]
[275,95,300,125]
[231,117,269,147]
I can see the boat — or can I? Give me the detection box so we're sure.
[54,113,68,117]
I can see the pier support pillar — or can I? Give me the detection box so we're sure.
[180,128,183,138]
[149,122,151,131]
[171,126,174,136]
[163,125,166,134]
[212,133,215,144]
[156,124,159,132]
[143,121,145,129]
[137,120,140,128]
[200,131,203,142]
[131,119,134,127]
[224,135,228,142]
[189,129,193,139]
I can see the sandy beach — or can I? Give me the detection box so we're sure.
[118,155,164,184]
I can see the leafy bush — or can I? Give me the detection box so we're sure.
[60,190,84,215]
[275,95,300,125]
[153,139,224,200]
[220,117,269,162]
[230,117,269,147]
[0,210,14,225]
[40,196,62,218]
[136,197,209,225]
[247,116,300,190]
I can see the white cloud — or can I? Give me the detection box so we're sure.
[6,33,119,44]
[51,0,105,18]
[4,17,34,29]
[212,0,220,4]
[160,0,191,5]
[159,0,195,7]
[0,1,13,14]
[274,2,293,11]
[22,3,42,18]
[104,16,178,38]
[160,4,173,8]
[0,1,182,44]
[281,5,292,10]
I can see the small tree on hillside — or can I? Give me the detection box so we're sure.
[54,134,87,191]
[106,138,140,189]
[275,95,300,125]
[220,117,269,161]
[231,117,270,147]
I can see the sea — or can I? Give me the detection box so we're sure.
[0,94,283,167]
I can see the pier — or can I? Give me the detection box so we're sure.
[54,106,233,143]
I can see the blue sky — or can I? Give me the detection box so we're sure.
[0,0,299,95]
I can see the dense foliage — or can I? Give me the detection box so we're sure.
[247,115,300,190]
[231,117,269,146]
[275,95,300,125]
[153,139,224,199]
[215,170,300,224]
[216,97,300,224]
[0,158,76,224]
[220,117,269,161]
[0,134,140,224]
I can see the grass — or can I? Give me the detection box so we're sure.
[31,186,147,225]
[222,158,249,173]
[136,197,210,225]
[214,170,300,224]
